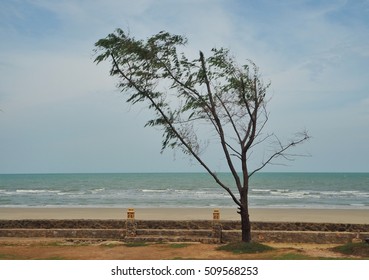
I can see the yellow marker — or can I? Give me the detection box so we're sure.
[127,208,135,220]
[213,209,220,220]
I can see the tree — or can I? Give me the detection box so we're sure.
[94,29,309,242]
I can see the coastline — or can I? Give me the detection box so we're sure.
[1,207,368,224]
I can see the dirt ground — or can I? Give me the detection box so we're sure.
[0,238,358,260]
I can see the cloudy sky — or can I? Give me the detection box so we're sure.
[1,0,368,174]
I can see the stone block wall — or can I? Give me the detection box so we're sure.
[0,228,126,239]
[1,219,368,244]
[221,230,366,244]
[1,219,368,232]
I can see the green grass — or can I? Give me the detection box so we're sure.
[273,253,344,261]
[101,243,121,248]
[124,242,148,247]
[217,242,274,254]
[37,256,66,260]
[273,253,312,260]
[0,253,21,260]
[171,257,197,260]
[272,253,338,260]
[332,242,369,258]
[168,243,191,249]
[43,242,89,247]
[39,241,64,247]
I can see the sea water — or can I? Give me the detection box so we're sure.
[0,173,368,209]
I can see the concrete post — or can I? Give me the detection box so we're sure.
[212,209,222,242]
[126,208,137,237]
[213,209,220,220]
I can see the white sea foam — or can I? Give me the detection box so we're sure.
[141,189,168,193]
[15,189,59,194]
[1,173,368,208]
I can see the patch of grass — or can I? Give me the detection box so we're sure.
[124,242,148,247]
[0,253,21,260]
[102,243,120,248]
[0,243,18,247]
[39,256,66,260]
[99,241,124,248]
[274,253,343,260]
[46,242,89,247]
[169,243,191,249]
[217,242,274,254]
[332,242,369,258]
[40,241,64,247]
[172,257,201,260]
[274,253,315,260]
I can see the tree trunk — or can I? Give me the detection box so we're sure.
[240,206,251,242]
[239,175,251,242]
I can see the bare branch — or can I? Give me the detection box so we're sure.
[250,132,274,149]
[214,93,242,143]
[226,142,242,158]
[249,132,310,177]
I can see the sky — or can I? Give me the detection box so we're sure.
[0,0,368,174]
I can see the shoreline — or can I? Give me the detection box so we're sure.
[1,207,369,224]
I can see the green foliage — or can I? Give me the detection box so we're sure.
[0,253,20,260]
[332,242,369,257]
[168,243,191,249]
[273,253,317,260]
[124,242,148,247]
[40,241,64,247]
[217,242,274,254]
[94,28,268,155]
[100,242,123,248]
[94,29,310,242]
[40,256,66,260]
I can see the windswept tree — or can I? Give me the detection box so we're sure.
[94,29,309,242]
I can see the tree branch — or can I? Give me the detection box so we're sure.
[199,51,243,193]
[214,92,242,144]
[110,53,242,207]
[249,132,310,177]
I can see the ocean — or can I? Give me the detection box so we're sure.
[0,173,368,209]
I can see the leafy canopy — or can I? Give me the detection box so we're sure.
[94,29,309,209]
[94,29,269,156]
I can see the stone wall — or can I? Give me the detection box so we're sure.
[1,219,369,232]
[222,230,363,244]
[0,228,125,239]
[0,220,124,229]
[1,219,368,244]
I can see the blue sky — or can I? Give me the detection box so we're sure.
[1,0,369,173]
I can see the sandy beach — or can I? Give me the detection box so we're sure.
[1,207,368,224]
